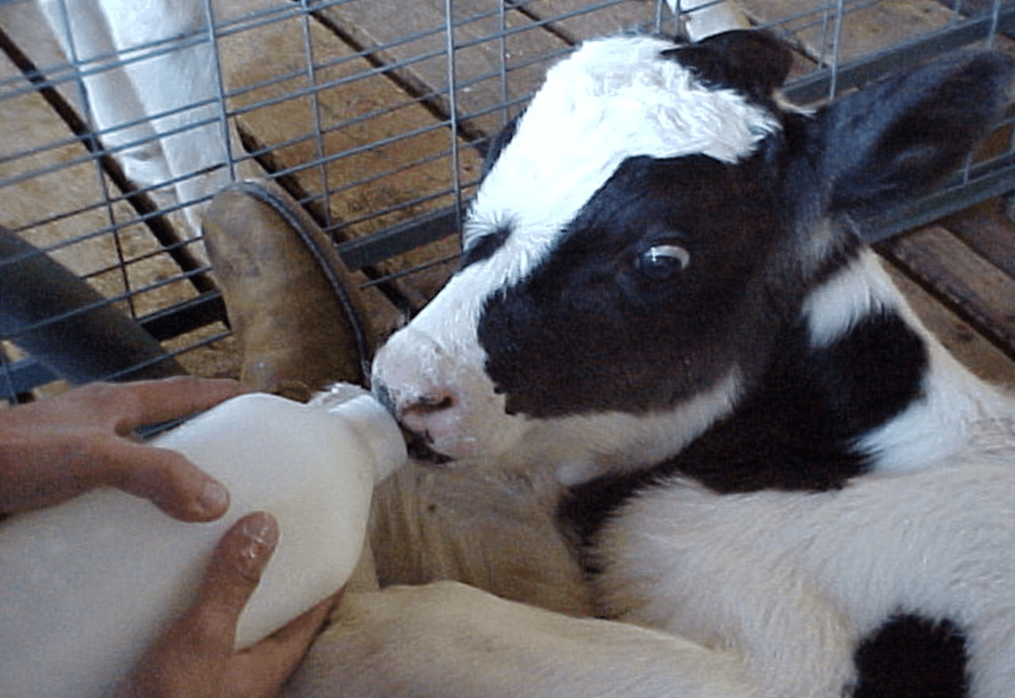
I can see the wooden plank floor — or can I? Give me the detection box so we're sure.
[878,203,1015,386]
[0,0,1011,395]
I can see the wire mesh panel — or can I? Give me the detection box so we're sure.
[0,0,1012,403]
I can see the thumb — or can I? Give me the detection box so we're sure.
[175,512,279,656]
[125,513,279,698]
[199,512,279,617]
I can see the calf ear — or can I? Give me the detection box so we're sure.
[819,51,1014,218]
[665,30,794,103]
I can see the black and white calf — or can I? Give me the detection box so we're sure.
[287,30,1015,698]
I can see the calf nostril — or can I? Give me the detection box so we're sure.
[372,381,399,417]
[404,392,456,417]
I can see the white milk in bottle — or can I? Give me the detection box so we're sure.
[0,387,406,698]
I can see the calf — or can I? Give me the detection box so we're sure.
[288,30,1015,698]
[40,0,229,242]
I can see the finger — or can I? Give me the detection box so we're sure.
[196,512,279,623]
[268,588,344,645]
[0,379,244,517]
[168,513,278,660]
[123,514,278,698]
[105,377,250,435]
[114,441,230,521]
[5,431,230,521]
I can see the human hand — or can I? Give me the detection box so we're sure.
[121,512,340,698]
[0,376,246,520]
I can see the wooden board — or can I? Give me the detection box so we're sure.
[0,0,224,250]
[309,0,570,137]
[878,225,1015,360]
[941,200,1015,279]
[0,55,176,316]
[740,0,958,66]
[0,3,240,380]
[517,0,660,43]
[0,1,88,112]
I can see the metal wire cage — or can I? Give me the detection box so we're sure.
[1,0,1013,403]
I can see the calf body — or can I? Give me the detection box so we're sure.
[290,30,1015,698]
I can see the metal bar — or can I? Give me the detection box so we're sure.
[298,0,333,228]
[335,206,462,270]
[860,160,1015,243]
[785,3,1015,104]
[443,0,465,246]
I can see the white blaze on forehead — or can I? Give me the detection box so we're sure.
[465,36,781,287]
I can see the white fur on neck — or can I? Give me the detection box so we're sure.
[802,250,902,349]
[478,371,743,487]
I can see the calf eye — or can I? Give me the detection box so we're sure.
[636,244,691,280]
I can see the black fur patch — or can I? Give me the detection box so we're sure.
[666,309,928,493]
[460,225,512,269]
[558,310,928,554]
[663,30,793,108]
[852,615,968,698]
[478,152,790,418]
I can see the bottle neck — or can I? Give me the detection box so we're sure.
[323,393,407,482]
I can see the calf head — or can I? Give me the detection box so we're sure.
[372,30,1012,482]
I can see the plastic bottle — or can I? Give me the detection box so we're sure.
[0,388,406,698]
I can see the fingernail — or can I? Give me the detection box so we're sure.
[242,513,279,548]
[237,514,278,581]
[198,479,230,516]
